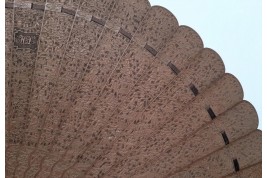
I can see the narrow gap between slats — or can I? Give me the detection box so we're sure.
[167,62,180,75]
[31,3,45,11]
[91,16,106,26]
[119,28,132,40]
[233,159,240,172]
[144,43,157,56]
[207,107,216,120]
[221,131,229,145]
[61,7,76,16]
[189,83,198,96]
[5,2,14,8]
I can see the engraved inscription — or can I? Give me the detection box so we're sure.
[14,29,39,50]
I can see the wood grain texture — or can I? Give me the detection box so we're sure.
[223,162,261,178]
[5,1,261,178]
[169,130,261,178]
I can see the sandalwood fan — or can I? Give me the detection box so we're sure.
[5,0,261,177]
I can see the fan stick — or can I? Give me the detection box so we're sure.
[27,0,151,177]
[65,26,205,177]
[5,1,15,165]
[168,130,261,178]
[108,74,244,177]
[71,48,223,177]
[22,1,113,177]
[6,1,45,177]
[128,101,258,177]
[43,5,179,177]
[12,1,80,178]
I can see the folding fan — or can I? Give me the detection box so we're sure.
[5,0,261,177]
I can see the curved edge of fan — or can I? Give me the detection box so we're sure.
[5,0,261,177]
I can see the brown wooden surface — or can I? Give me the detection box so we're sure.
[5,1,261,178]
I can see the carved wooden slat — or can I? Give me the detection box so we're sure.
[25,19,104,176]
[6,6,44,177]
[71,48,224,177]
[38,5,179,177]
[157,25,204,68]
[15,3,79,177]
[5,0,14,158]
[125,100,258,177]
[134,6,178,50]
[47,0,79,9]
[5,1,261,178]
[80,0,116,20]
[169,130,261,178]
[108,0,151,34]
[62,25,204,178]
